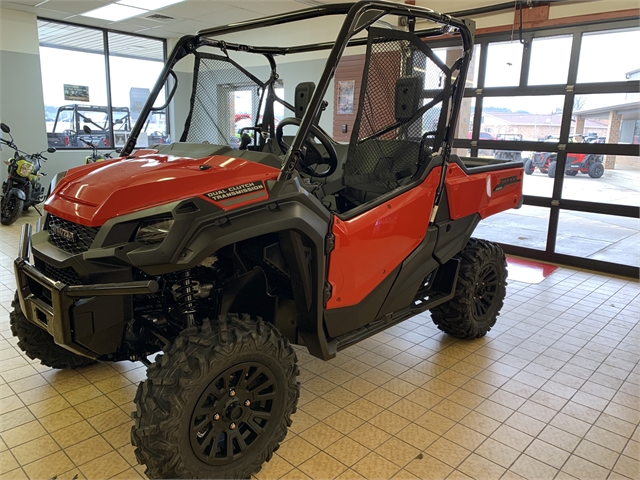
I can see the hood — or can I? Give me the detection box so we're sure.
[45,152,280,227]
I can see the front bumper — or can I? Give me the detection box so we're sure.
[14,224,159,359]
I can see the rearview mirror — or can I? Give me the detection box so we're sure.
[0,123,10,134]
[83,125,92,134]
[47,147,56,153]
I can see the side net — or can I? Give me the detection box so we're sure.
[345,28,453,194]
[180,53,264,148]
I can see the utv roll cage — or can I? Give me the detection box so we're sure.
[124,1,474,204]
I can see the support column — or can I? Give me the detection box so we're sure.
[604,111,622,169]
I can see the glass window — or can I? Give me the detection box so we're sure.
[557,211,640,267]
[577,28,640,83]
[37,20,166,149]
[108,32,166,148]
[474,205,550,251]
[485,41,523,88]
[528,35,573,85]
[433,44,481,88]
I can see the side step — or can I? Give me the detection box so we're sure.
[335,258,460,351]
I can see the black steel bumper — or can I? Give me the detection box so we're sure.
[14,224,159,359]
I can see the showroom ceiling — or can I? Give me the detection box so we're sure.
[0,0,516,38]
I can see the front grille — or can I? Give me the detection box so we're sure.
[44,263,81,285]
[48,215,100,255]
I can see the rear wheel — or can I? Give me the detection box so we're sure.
[565,170,578,176]
[132,314,299,479]
[523,159,534,175]
[1,196,23,225]
[430,239,507,339]
[588,162,604,178]
[547,161,557,178]
[10,294,96,369]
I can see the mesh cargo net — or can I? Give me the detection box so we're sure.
[180,53,265,148]
[345,28,452,194]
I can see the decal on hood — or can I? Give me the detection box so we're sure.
[205,181,265,202]
[492,175,521,192]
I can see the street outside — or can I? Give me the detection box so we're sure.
[475,164,640,267]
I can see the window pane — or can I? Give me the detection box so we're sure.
[485,41,523,87]
[577,28,640,83]
[433,44,481,88]
[474,205,550,251]
[557,211,640,267]
[108,32,166,148]
[38,21,108,149]
[528,35,573,85]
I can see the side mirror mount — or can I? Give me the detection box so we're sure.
[0,123,10,134]
[47,147,56,153]
[83,125,92,134]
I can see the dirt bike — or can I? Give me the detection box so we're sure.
[1,123,55,225]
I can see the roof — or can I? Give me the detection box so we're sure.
[574,100,640,120]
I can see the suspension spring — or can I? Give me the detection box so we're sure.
[176,270,197,327]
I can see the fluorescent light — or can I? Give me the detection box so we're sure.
[117,0,186,10]
[81,4,146,21]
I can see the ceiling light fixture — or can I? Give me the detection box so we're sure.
[117,0,186,10]
[80,4,146,21]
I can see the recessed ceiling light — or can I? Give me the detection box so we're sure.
[118,0,186,10]
[81,4,146,21]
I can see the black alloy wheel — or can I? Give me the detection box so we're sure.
[472,264,499,319]
[190,362,276,466]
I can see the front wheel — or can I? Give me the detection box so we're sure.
[10,294,96,369]
[523,159,534,175]
[588,162,604,178]
[1,195,24,225]
[132,314,299,479]
[547,161,557,178]
[430,239,507,339]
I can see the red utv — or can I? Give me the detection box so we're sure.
[525,151,605,178]
[11,2,524,478]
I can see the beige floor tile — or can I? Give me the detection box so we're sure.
[289,410,319,435]
[106,384,138,406]
[524,439,570,469]
[63,384,103,406]
[78,451,130,479]
[277,436,319,466]
[254,454,294,480]
[26,395,70,418]
[510,454,558,480]
[348,423,390,450]
[414,411,455,436]
[334,468,366,479]
[301,397,340,421]
[475,437,520,469]
[368,411,409,435]
[22,451,74,480]
[375,437,419,467]
[490,425,534,452]
[343,398,384,421]
[16,385,59,406]
[39,407,84,433]
[1,467,29,480]
[613,454,640,479]
[322,387,359,408]
[10,435,59,466]
[443,423,486,451]
[65,435,113,465]
[394,423,438,451]
[325,436,370,467]
[102,421,134,449]
[51,421,99,449]
[364,387,402,408]
[573,439,620,470]
[75,396,118,419]
[109,467,144,479]
[0,408,35,434]
[405,453,453,480]
[0,421,46,449]
[86,407,131,433]
[299,451,347,479]
[537,425,581,452]
[299,422,342,450]
[352,452,400,480]
[323,409,364,434]
[426,437,471,468]
[562,455,610,480]
[458,453,506,480]
[116,444,138,467]
[0,450,19,475]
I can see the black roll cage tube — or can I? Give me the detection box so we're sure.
[123,1,473,197]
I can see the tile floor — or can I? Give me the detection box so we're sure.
[0,211,639,480]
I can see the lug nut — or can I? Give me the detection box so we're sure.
[213,413,220,421]
[229,422,236,430]
[244,400,251,407]
[229,389,236,397]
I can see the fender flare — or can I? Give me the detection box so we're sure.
[7,188,26,201]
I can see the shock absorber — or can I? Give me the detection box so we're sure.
[175,270,197,328]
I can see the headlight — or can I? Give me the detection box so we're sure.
[17,162,34,177]
[135,217,174,244]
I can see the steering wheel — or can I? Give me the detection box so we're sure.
[276,117,338,178]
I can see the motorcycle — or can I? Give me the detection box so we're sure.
[81,125,120,163]
[1,123,55,225]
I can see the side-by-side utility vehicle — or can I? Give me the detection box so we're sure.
[12,2,523,478]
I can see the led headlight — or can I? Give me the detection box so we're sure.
[135,216,174,244]
[17,162,34,177]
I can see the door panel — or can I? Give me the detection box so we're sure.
[326,168,441,310]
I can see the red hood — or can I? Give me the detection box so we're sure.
[45,152,279,227]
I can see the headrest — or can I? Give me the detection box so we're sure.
[395,76,422,122]
[295,82,316,119]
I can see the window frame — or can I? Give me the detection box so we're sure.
[37,17,168,150]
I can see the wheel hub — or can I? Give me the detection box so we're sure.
[472,264,498,319]
[189,361,276,466]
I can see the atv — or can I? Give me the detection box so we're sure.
[494,133,523,162]
[12,2,524,479]
[525,151,604,178]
